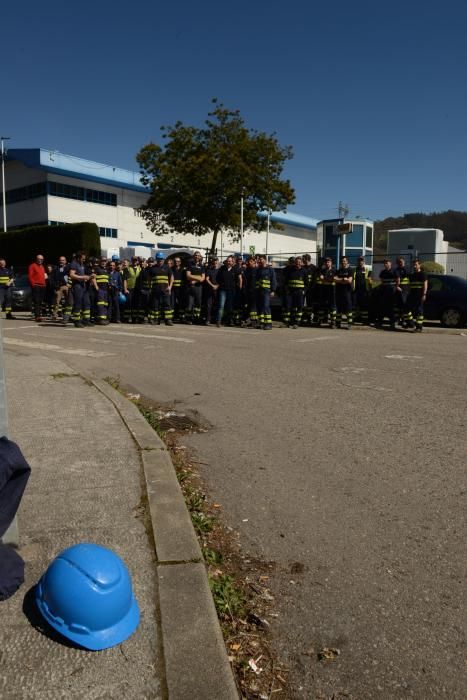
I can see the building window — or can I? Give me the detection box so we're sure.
[365,226,373,248]
[345,224,364,247]
[47,181,117,206]
[86,189,117,206]
[345,250,364,266]
[99,227,118,238]
[4,181,47,205]
[325,225,338,248]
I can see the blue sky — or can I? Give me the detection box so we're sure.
[3,0,466,221]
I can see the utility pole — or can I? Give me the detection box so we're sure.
[337,200,349,220]
[1,137,10,232]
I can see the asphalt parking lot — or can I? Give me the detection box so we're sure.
[2,316,465,698]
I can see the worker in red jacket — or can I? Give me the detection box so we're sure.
[28,254,47,321]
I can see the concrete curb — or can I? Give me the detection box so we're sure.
[92,379,239,700]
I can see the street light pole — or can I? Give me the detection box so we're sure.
[1,137,10,233]
[266,210,270,263]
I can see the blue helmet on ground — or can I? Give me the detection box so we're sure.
[155,252,165,260]
[118,292,127,304]
[35,543,140,651]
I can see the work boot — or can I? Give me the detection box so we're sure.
[6,313,15,320]
[165,320,173,326]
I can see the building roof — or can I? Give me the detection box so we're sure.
[257,210,318,230]
[7,148,319,228]
[7,148,148,193]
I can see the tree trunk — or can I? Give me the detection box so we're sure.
[209,228,219,256]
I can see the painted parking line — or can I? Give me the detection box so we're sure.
[83,328,194,344]
[3,337,115,358]
[293,335,340,343]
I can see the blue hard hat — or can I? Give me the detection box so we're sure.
[155,252,165,260]
[35,543,140,651]
[119,292,127,304]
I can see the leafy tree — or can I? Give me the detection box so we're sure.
[136,100,295,253]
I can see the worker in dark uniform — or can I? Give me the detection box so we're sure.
[301,254,316,326]
[376,259,398,330]
[86,257,98,323]
[335,256,354,329]
[50,256,69,321]
[318,257,337,327]
[149,252,173,325]
[92,257,110,325]
[185,251,205,324]
[352,256,372,324]
[256,256,277,330]
[171,257,185,323]
[406,259,428,332]
[69,252,94,328]
[108,259,123,323]
[281,257,295,326]
[215,256,237,327]
[394,256,410,326]
[233,255,245,325]
[202,257,219,325]
[242,257,259,328]
[285,256,307,328]
[311,258,324,326]
[136,258,152,323]
[0,259,15,319]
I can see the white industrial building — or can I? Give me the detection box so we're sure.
[387,228,467,278]
[1,148,318,262]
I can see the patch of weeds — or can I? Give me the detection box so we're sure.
[203,547,223,566]
[191,511,215,535]
[176,468,191,484]
[209,574,246,620]
[103,375,121,391]
[185,488,206,512]
[137,405,166,440]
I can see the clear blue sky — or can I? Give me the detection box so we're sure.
[3,0,466,221]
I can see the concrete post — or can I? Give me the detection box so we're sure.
[0,317,18,546]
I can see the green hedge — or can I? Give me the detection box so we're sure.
[0,222,101,266]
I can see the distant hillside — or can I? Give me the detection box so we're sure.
[374,210,467,254]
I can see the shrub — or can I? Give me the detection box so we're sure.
[421,260,445,274]
[0,222,100,266]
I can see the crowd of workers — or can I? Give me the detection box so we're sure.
[0,251,428,331]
